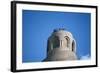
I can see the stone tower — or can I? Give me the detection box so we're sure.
[43,28,77,61]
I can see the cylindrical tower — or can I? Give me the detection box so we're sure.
[44,28,77,61]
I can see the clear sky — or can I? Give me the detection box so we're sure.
[22,10,91,63]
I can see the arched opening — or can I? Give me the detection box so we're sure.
[65,36,70,48]
[72,41,75,52]
[52,36,60,48]
[47,39,50,53]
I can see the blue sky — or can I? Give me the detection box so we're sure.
[22,10,91,63]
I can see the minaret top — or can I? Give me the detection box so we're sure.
[53,28,66,32]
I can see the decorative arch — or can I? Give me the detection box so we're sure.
[72,40,76,52]
[65,36,70,48]
[47,36,60,55]
[52,36,60,49]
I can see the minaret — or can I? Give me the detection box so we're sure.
[43,28,77,61]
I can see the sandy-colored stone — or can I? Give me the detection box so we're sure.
[43,28,77,61]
